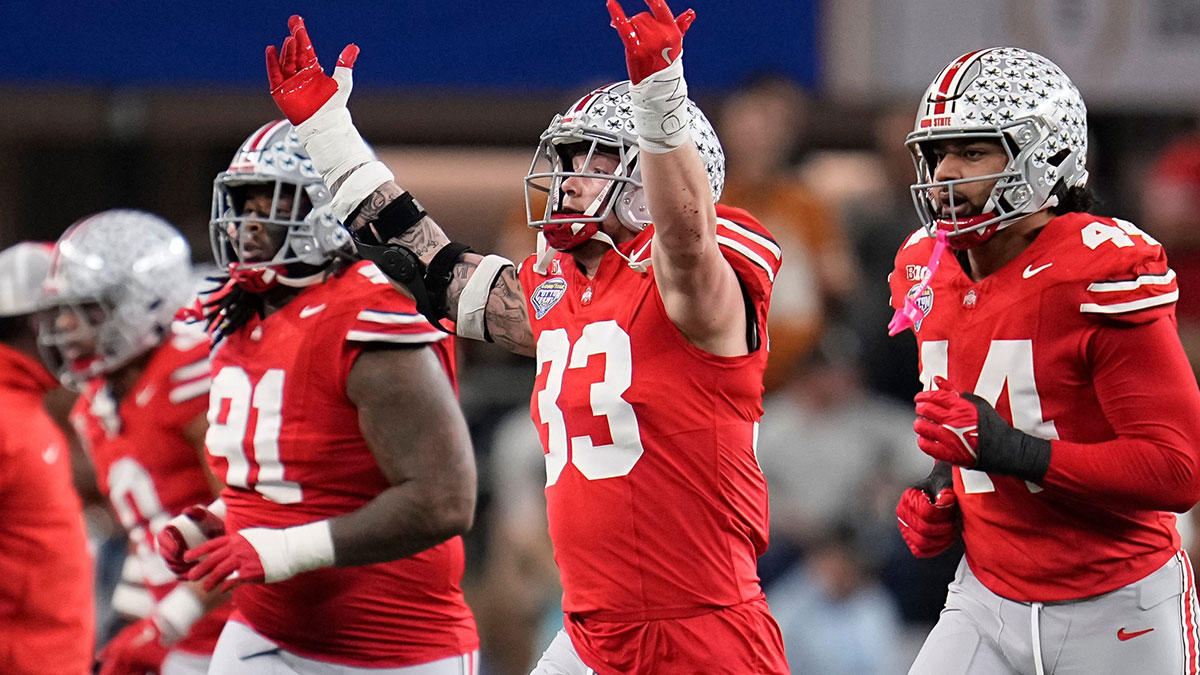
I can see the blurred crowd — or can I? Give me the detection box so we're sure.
[6,71,1200,673]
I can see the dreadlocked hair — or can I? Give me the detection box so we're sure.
[1050,184,1096,215]
[205,253,359,345]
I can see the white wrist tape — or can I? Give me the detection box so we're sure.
[206,498,226,520]
[151,585,206,646]
[164,497,226,548]
[629,57,693,154]
[295,65,395,223]
[329,162,395,224]
[457,255,514,341]
[239,520,335,583]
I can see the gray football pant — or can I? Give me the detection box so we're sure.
[909,552,1200,675]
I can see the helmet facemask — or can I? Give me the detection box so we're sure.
[526,122,645,252]
[38,296,144,389]
[907,130,1028,250]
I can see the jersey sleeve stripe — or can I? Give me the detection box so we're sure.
[346,330,449,344]
[1086,269,1176,292]
[716,218,781,258]
[355,310,428,325]
[170,359,211,382]
[168,377,212,404]
[1079,290,1179,315]
[716,235,777,283]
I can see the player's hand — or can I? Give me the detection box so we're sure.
[895,461,958,558]
[96,617,170,675]
[157,503,226,578]
[185,532,266,593]
[914,376,1051,482]
[607,0,696,84]
[266,15,359,126]
[913,377,981,467]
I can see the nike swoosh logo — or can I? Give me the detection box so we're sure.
[299,304,327,318]
[1117,627,1154,641]
[1022,263,1053,278]
[661,47,673,63]
[135,386,155,407]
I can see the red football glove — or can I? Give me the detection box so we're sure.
[606,0,696,84]
[97,617,170,675]
[896,488,958,559]
[914,376,1051,482]
[185,532,266,593]
[265,15,359,125]
[157,503,226,578]
[913,376,981,467]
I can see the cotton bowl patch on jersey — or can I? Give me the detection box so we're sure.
[532,277,568,319]
[906,283,934,331]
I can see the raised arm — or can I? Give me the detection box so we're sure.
[607,0,747,356]
[265,16,534,356]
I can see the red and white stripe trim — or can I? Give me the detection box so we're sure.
[355,310,429,326]
[345,330,447,344]
[1177,550,1200,674]
[716,217,782,283]
[1079,291,1179,315]
[930,49,986,115]
[1086,270,1177,292]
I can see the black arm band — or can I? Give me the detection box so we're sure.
[424,242,473,317]
[966,393,1052,482]
[350,191,427,245]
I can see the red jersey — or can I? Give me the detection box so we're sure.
[0,344,93,675]
[71,331,231,654]
[890,212,1199,601]
[519,205,786,672]
[206,261,477,667]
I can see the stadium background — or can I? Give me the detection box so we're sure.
[0,1,1197,672]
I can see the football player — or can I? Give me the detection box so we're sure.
[890,48,1200,674]
[262,1,788,672]
[39,211,232,675]
[0,242,94,675]
[173,120,479,673]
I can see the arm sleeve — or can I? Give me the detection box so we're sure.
[1042,316,1200,512]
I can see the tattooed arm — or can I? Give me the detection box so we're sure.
[341,179,536,357]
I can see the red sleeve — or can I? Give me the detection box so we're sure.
[1042,316,1200,511]
[336,262,457,388]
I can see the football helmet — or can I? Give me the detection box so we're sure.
[0,242,54,317]
[211,120,351,291]
[39,210,194,389]
[525,80,725,251]
[907,47,1089,248]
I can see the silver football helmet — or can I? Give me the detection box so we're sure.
[39,210,195,389]
[907,47,1089,246]
[525,80,725,251]
[211,119,351,291]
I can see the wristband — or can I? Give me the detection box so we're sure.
[240,520,336,583]
[457,255,514,341]
[629,57,692,154]
[151,585,206,645]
